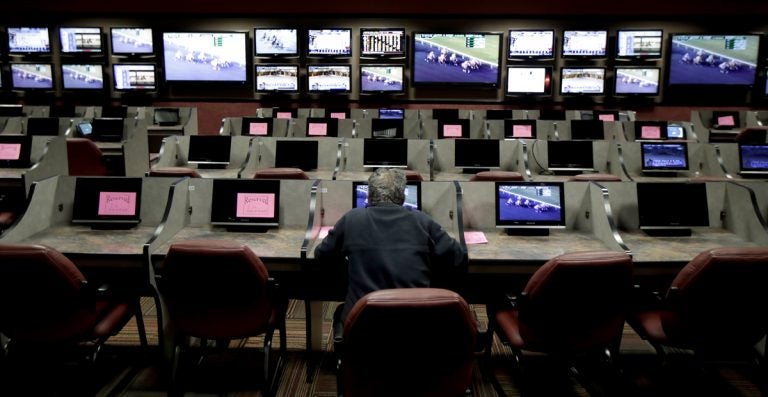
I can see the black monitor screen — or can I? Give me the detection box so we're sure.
[668,34,759,86]
[360,65,405,93]
[560,67,605,95]
[275,140,319,171]
[112,64,157,91]
[616,29,663,58]
[255,64,299,92]
[432,109,459,120]
[61,64,104,90]
[307,29,352,57]
[454,139,500,169]
[0,135,32,168]
[637,182,709,229]
[26,117,60,136]
[562,30,607,57]
[188,136,232,165]
[547,140,594,172]
[71,177,143,227]
[90,118,125,142]
[254,28,299,57]
[307,64,351,93]
[506,66,552,95]
[353,181,421,210]
[7,27,51,54]
[711,111,740,129]
[538,109,566,121]
[10,63,54,90]
[360,28,406,58]
[110,27,154,55]
[363,138,408,168]
[412,32,502,87]
[371,118,404,139]
[570,119,605,140]
[153,108,180,126]
[495,182,566,228]
[101,106,128,118]
[504,119,536,139]
[241,117,273,136]
[508,30,554,59]
[59,27,103,53]
[0,105,24,117]
[641,142,689,171]
[635,120,668,140]
[438,119,470,139]
[210,179,280,227]
[485,109,513,120]
[739,144,768,174]
[379,108,404,119]
[615,67,661,95]
[162,32,248,84]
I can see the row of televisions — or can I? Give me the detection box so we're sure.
[1,27,765,89]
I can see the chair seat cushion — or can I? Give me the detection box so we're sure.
[254,167,309,179]
[568,173,622,182]
[0,211,17,226]
[404,169,423,181]
[470,171,524,181]
[149,167,201,178]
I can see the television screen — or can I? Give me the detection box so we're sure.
[241,117,273,136]
[255,64,299,93]
[506,66,552,95]
[112,63,157,91]
[307,28,352,57]
[153,108,180,126]
[616,30,663,58]
[210,179,280,228]
[10,63,54,90]
[371,118,404,138]
[504,119,536,139]
[379,108,404,119]
[635,120,667,140]
[254,28,299,56]
[412,32,502,87]
[455,139,500,169]
[637,182,709,229]
[614,67,661,95]
[738,144,768,175]
[570,119,605,140]
[668,34,760,85]
[711,110,740,129]
[7,27,51,54]
[437,119,470,139]
[562,30,607,57]
[71,177,143,227]
[560,67,605,95]
[360,28,406,58]
[508,30,554,59]
[307,64,351,93]
[363,138,408,168]
[485,109,513,120]
[495,181,566,228]
[90,118,125,142]
[59,27,103,53]
[275,140,318,171]
[61,64,104,90]
[353,181,421,210]
[547,140,595,172]
[188,135,232,165]
[110,27,154,55]
[360,65,405,93]
[0,135,32,168]
[641,142,689,171]
[667,123,686,139]
[272,108,297,119]
[162,32,248,83]
[26,117,60,136]
[306,117,339,137]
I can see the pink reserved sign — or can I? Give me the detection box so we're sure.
[598,114,615,121]
[98,192,137,216]
[276,112,293,119]
[236,193,275,218]
[0,144,21,160]
[717,115,735,126]
[443,124,463,138]
[641,126,661,139]
[249,122,269,135]
[308,122,328,136]
[513,125,532,137]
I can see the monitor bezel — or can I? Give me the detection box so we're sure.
[454,138,501,169]
[738,143,768,174]
[359,64,406,94]
[306,64,352,94]
[161,31,250,86]
[636,182,710,229]
[561,30,608,59]
[275,139,319,171]
[359,28,407,59]
[615,29,664,60]
[71,177,143,226]
[352,180,422,211]
[210,179,281,227]
[7,26,52,55]
[505,65,553,96]
[614,66,662,96]
[253,28,300,58]
[495,181,567,228]
[25,117,60,136]
[546,140,595,172]
[363,138,409,168]
[187,135,232,165]
[60,63,105,91]
[111,63,158,92]
[507,29,555,60]
[306,28,353,58]
[254,63,300,93]
[640,142,690,172]
[109,27,155,56]
[411,31,503,88]
[58,26,104,55]
[711,110,741,129]
[90,117,125,142]
[570,119,606,140]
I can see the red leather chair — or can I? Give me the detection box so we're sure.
[66,138,110,176]
[253,167,309,179]
[403,169,424,181]
[147,167,201,178]
[469,170,524,181]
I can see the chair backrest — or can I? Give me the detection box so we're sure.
[341,288,477,397]
[66,138,109,176]
[158,240,274,339]
[518,251,633,354]
[253,167,308,180]
[664,247,768,348]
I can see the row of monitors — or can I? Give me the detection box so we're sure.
[68,176,713,236]
[2,28,764,89]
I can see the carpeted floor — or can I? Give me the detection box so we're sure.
[0,297,764,397]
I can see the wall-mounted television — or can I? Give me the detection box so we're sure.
[668,34,760,86]
[61,64,104,90]
[72,177,143,229]
[437,119,470,139]
[254,28,299,57]
[614,67,661,96]
[275,139,318,171]
[363,138,408,168]
[307,64,351,93]
[507,30,554,59]
[210,179,280,229]
[616,29,663,59]
[360,28,406,58]
[360,64,405,94]
[353,181,421,210]
[641,142,689,172]
[59,27,103,54]
[162,31,248,84]
[412,32,501,87]
[454,139,500,170]
[255,64,299,93]
[560,67,606,95]
[7,27,51,54]
[110,27,154,56]
[307,28,352,57]
[10,63,54,90]
[112,63,157,91]
[547,140,594,172]
[637,182,709,232]
[241,117,273,136]
[738,144,768,176]
[0,135,32,168]
[504,119,536,139]
[506,66,552,95]
[495,181,566,230]
[561,30,607,57]
[306,117,339,137]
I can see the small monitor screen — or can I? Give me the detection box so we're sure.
[379,108,404,119]
[495,182,566,228]
[210,179,280,227]
[508,30,554,59]
[504,119,536,139]
[455,139,500,169]
[485,110,513,120]
[616,30,663,58]
[241,117,273,136]
[711,111,740,129]
[615,67,661,95]
[162,32,248,83]
[667,123,686,139]
[254,28,299,57]
[153,108,180,126]
[112,64,157,91]
[26,117,60,136]
[738,144,768,174]
[0,135,32,168]
[363,138,408,168]
[307,29,352,57]
[641,142,689,171]
[59,27,103,53]
[275,140,318,171]
[432,109,459,120]
[7,27,51,53]
[72,177,143,227]
[0,105,24,117]
[272,108,297,119]
[187,135,232,165]
[110,27,154,55]
[637,182,709,229]
[90,118,125,142]
[560,67,605,95]
[412,32,502,87]
[307,64,351,93]
[101,106,128,118]
[255,64,299,92]
[506,66,552,95]
[437,119,470,139]
[306,117,339,137]
[371,118,404,139]
[360,65,405,93]
[10,63,54,90]
[538,109,566,121]
[360,28,406,58]
[61,64,104,90]
[668,34,760,86]
[570,119,605,140]
[547,140,594,172]
[353,181,421,210]
[562,30,607,57]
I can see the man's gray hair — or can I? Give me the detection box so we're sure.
[367,168,406,206]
